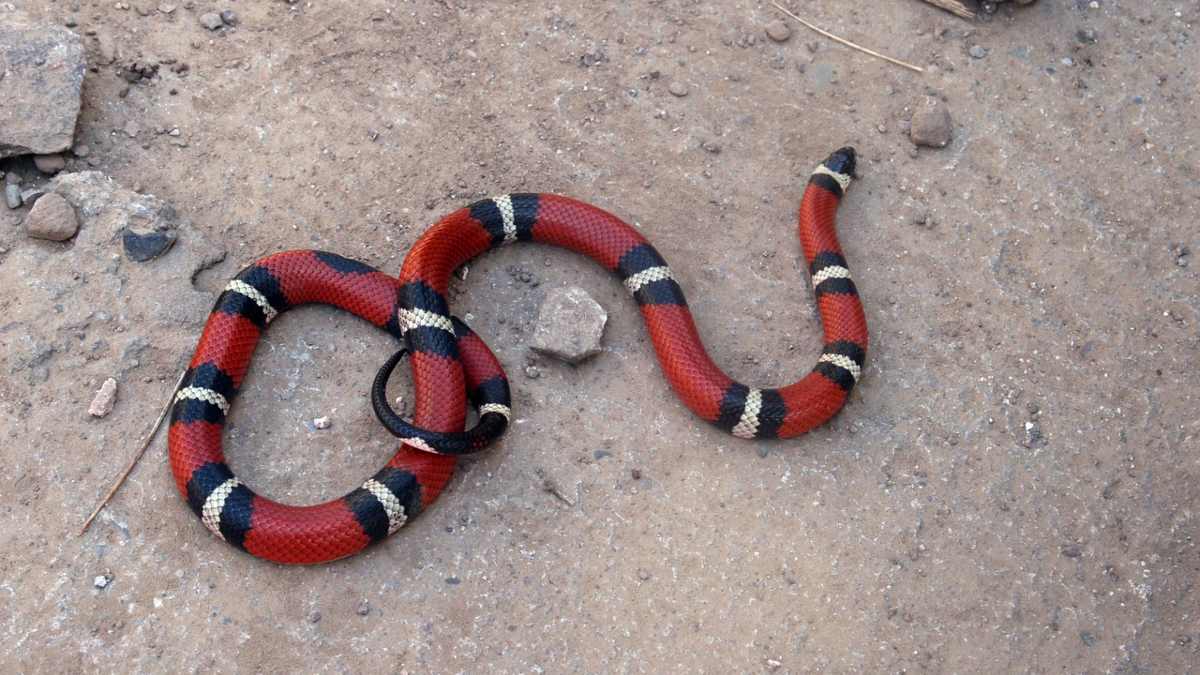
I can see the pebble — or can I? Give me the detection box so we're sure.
[199,12,223,30]
[123,120,140,138]
[529,286,608,364]
[765,20,791,43]
[93,574,111,589]
[968,45,988,59]
[88,378,119,417]
[313,416,332,430]
[25,192,79,241]
[73,143,91,158]
[20,187,46,206]
[356,601,371,616]
[4,183,21,209]
[910,101,953,148]
[220,9,238,26]
[122,225,176,261]
[668,81,689,97]
[308,610,322,624]
[1061,544,1083,558]
[33,154,67,174]
[523,365,541,379]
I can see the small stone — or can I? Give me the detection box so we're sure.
[968,45,988,59]
[88,378,119,417]
[158,3,176,13]
[308,611,321,624]
[219,9,238,26]
[631,468,642,480]
[910,101,953,148]
[4,183,21,209]
[122,224,177,262]
[72,143,91,158]
[199,13,223,30]
[529,286,607,364]
[123,120,140,138]
[33,154,67,174]
[20,187,46,206]
[1061,544,1083,558]
[93,574,111,589]
[313,416,332,430]
[25,192,79,241]
[765,20,791,43]
[668,80,689,97]
[523,365,541,379]
[356,601,371,616]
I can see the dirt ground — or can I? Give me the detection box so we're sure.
[1,0,1198,672]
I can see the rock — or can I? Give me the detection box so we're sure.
[72,143,90,158]
[20,187,46,206]
[668,80,689,97]
[312,416,331,430]
[88,377,118,417]
[219,9,238,26]
[33,154,67,174]
[968,45,988,59]
[123,225,176,262]
[50,171,185,263]
[765,20,792,43]
[199,13,223,30]
[4,183,21,209]
[910,101,953,148]
[0,12,87,158]
[93,574,111,589]
[529,286,607,364]
[24,193,78,241]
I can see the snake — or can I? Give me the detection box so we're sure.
[167,147,868,564]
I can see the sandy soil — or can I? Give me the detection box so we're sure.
[1,0,1197,672]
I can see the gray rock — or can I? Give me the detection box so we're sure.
[20,186,46,205]
[0,11,87,158]
[4,183,21,209]
[33,154,66,174]
[910,101,953,148]
[220,10,239,26]
[529,286,607,364]
[122,225,176,261]
[199,13,223,30]
[50,171,184,263]
[24,192,78,241]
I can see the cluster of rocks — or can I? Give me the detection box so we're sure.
[2,10,181,262]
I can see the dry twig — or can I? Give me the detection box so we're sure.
[771,2,924,73]
[78,372,184,535]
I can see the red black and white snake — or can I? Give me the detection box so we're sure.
[168,147,868,564]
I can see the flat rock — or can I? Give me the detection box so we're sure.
[33,154,67,174]
[51,171,181,262]
[24,192,78,241]
[529,286,607,364]
[0,11,87,158]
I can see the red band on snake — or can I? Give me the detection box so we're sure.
[168,147,868,564]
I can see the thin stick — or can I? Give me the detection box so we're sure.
[78,371,185,536]
[771,2,925,74]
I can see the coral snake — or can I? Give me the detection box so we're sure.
[167,147,868,564]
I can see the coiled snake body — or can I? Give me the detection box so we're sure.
[168,148,868,564]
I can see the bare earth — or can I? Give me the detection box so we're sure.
[1,1,1197,672]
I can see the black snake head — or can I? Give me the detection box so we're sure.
[824,146,857,178]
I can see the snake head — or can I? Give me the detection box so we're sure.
[823,147,857,178]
